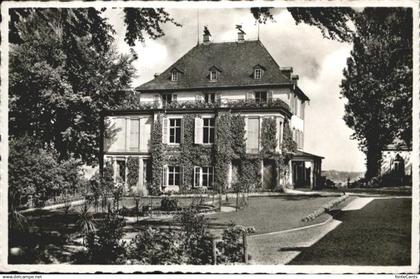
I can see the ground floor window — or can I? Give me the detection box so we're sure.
[167,166,180,186]
[116,159,126,183]
[194,166,214,188]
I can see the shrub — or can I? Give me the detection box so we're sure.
[129,228,185,265]
[9,136,85,208]
[160,197,178,211]
[86,212,127,264]
[217,224,255,264]
[178,209,213,264]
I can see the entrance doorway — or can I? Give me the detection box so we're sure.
[263,160,276,189]
[292,161,311,188]
[143,159,152,186]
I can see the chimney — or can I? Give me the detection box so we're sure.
[236,25,246,43]
[291,74,299,85]
[203,26,211,45]
[280,67,293,80]
[154,73,159,78]
[238,32,245,42]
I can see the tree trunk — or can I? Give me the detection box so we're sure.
[365,143,382,180]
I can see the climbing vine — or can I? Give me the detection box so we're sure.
[127,157,139,192]
[179,114,214,191]
[151,115,164,195]
[230,114,246,159]
[261,117,278,155]
[148,111,297,194]
[214,112,233,193]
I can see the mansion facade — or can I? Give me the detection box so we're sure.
[101,32,323,194]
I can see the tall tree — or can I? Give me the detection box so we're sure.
[340,8,412,179]
[252,7,412,178]
[9,8,179,165]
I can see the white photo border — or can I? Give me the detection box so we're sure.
[0,0,418,274]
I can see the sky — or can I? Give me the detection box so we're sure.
[104,8,366,172]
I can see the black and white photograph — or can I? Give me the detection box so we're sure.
[0,0,418,274]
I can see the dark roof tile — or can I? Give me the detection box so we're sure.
[136,40,294,92]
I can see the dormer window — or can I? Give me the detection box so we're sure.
[170,67,183,82]
[210,70,217,81]
[171,72,178,81]
[254,68,263,79]
[252,65,265,80]
[208,65,222,82]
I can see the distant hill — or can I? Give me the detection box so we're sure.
[322,170,364,184]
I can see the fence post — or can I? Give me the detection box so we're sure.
[236,191,239,211]
[212,237,217,265]
[242,231,248,264]
[218,193,222,212]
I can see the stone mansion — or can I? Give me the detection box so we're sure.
[101,31,323,194]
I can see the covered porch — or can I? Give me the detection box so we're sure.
[290,151,324,190]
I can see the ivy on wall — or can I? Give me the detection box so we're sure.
[179,114,214,191]
[151,115,165,195]
[230,114,246,159]
[238,158,261,192]
[148,110,297,194]
[261,117,278,155]
[127,156,139,191]
[214,112,233,193]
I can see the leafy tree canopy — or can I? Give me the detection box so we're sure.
[340,7,412,178]
[9,8,179,165]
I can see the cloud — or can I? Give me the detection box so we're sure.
[104,8,366,172]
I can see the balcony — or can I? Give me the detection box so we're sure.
[116,98,290,113]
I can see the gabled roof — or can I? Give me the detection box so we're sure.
[136,40,309,101]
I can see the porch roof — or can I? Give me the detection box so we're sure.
[292,150,324,160]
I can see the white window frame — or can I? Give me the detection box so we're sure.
[254,68,263,79]
[204,92,216,103]
[168,117,182,144]
[210,70,218,81]
[162,93,173,105]
[171,71,178,81]
[255,91,268,103]
[167,166,181,187]
[203,117,215,144]
[194,166,214,188]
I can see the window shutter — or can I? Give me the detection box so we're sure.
[216,93,221,104]
[162,117,168,144]
[194,166,200,187]
[172,94,178,102]
[180,118,185,144]
[244,116,248,141]
[154,95,160,106]
[268,91,273,102]
[275,117,280,152]
[246,92,254,100]
[301,101,305,119]
[162,165,168,187]
[180,166,184,188]
[279,120,284,145]
[194,117,203,144]
[211,167,215,188]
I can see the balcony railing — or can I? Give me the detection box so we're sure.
[116,98,290,112]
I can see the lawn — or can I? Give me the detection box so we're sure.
[9,194,342,263]
[289,197,412,265]
[207,195,338,234]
